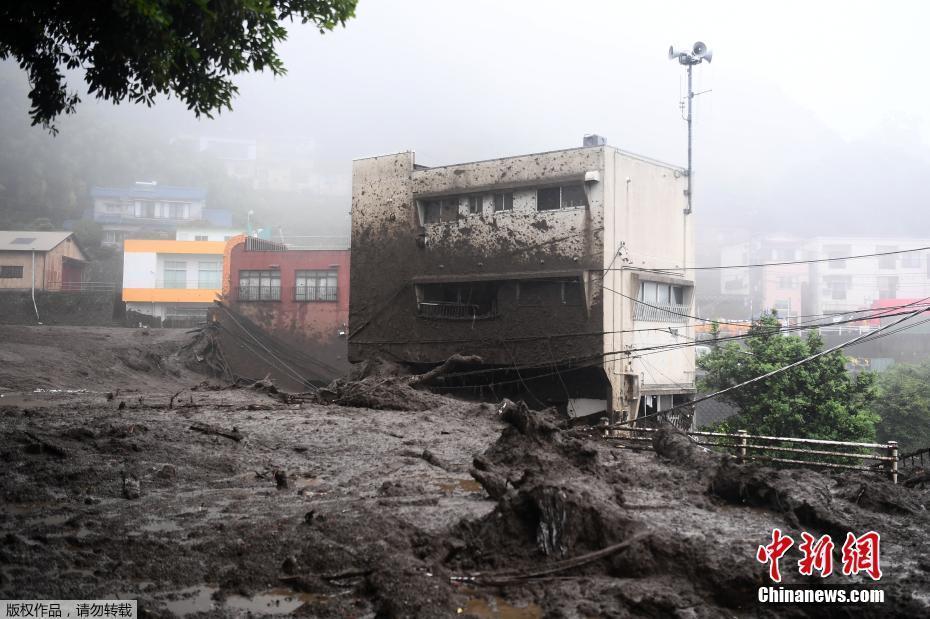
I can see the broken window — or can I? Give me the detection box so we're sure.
[517,278,583,306]
[537,184,587,211]
[163,260,187,289]
[296,270,338,301]
[238,269,281,301]
[417,282,498,319]
[493,192,514,212]
[0,265,23,278]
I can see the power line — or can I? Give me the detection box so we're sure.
[611,244,930,274]
[609,300,930,429]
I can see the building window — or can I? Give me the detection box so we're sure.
[103,230,122,244]
[517,279,583,306]
[824,276,849,300]
[198,261,221,289]
[421,198,460,224]
[493,192,513,212]
[163,260,187,288]
[194,235,209,241]
[537,184,587,211]
[634,280,689,322]
[467,196,482,215]
[416,282,498,319]
[295,270,338,301]
[878,275,898,300]
[877,246,898,269]
[901,251,921,268]
[825,245,850,269]
[0,265,24,278]
[238,269,280,301]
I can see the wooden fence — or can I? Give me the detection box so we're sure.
[608,427,900,483]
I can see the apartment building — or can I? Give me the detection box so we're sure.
[122,239,225,326]
[350,138,694,422]
[718,235,930,321]
[91,181,232,246]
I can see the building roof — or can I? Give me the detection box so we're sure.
[91,184,207,201]
[0,231,75,252]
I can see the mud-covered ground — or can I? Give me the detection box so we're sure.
[1,326,929,618]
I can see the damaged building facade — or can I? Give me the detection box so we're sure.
[349,139,695,422]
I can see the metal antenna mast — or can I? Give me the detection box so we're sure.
[668,41,712,215]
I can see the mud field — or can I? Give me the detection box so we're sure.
[1,326,929,618]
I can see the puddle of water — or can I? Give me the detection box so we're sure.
[225,588,319,615]
[438,479,484,494]
[162,586,320,617]
[459,595,542,619]
[162,586,218,616]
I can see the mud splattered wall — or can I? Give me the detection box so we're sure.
[349,148,607,366]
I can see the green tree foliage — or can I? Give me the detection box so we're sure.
[698,311,878,442]
[873,362,930,453]
[0,0,357,130]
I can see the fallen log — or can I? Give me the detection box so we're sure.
[189,422,243,442]
[450,532,648,586]
[409,354,482,386]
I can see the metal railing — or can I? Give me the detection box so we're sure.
[294,286,338,302]
[236,285,281,301]
[46,281,117,293]
[609,427,901,483]
[417,301,497,320]
[633,302,689,323]
[154,279,221,290]
[900,447,930,470]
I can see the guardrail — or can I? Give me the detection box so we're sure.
[46,281,117,293]
[900,447,930,470]
[417,301,497,320]
[294,286,338,302]
[609,427,900,483]
[236,285,281,301]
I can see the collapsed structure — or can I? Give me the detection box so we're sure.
[349,137,695,422]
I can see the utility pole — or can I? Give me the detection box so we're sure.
[669,41,712,215]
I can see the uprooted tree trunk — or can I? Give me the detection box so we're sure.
[408,354,483,387]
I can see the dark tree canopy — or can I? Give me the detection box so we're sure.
[698,311,878,442]
[0,0,357,130]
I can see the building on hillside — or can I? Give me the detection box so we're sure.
[221,236,351,371]
[718,235,808,323]
[717,235,930,322]
[350,137,695,423]
[90,181,232,246]
[122,239,225,326]
[0,231,87,291]
[175,225,243,242]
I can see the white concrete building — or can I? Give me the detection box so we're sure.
[350,137,695,423]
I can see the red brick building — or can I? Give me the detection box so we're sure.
[221,236,350,373]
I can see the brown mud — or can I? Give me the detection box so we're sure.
[1,325,929,617]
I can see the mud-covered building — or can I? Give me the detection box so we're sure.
[350,138,695,422]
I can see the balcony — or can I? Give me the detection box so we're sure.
[236,285,281,301]
[633,302,689,323]
[417,301,497,320]
[294,286,338,302]
[154,279,220,290]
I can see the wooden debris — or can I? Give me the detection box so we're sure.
[189,422,243,442]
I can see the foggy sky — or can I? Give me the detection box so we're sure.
[6,0,930,242]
